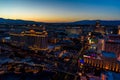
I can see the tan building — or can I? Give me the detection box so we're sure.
[10,29,48,51]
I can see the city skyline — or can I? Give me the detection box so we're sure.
[0,0,120,22]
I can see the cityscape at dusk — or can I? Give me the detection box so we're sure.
[0,0,120,80]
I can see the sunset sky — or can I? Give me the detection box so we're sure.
[0,0,120,22]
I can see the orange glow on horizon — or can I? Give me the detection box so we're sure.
[0,16,82,23]
[1,15,119,23]
[0,13,89,23]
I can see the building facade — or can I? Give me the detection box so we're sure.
[10,29,48,51]
[104,34,120,57]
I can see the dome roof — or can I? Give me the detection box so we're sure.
[29,29,35,33]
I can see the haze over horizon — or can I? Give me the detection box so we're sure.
[0,0,120,22]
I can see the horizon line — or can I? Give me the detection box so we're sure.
[0,17,120,23]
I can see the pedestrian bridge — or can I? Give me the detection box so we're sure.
[83,57,120,72]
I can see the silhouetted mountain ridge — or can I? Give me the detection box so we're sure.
[0,18,120,26]
[0,18,42,25]
[72,20,120,26]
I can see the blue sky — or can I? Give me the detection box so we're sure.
[0,0,120,22]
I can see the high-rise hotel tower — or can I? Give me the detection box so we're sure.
[10,29,48,51]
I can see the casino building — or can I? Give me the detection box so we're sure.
[10,29,48,51]
[104,34,120,57]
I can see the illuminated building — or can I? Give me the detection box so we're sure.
[81,25,94,35]
[101,73,107,80]
[117,54,120,61]
[104,34,120,57]
[94,21,105,34]
[118,25,120,34]
[96,33,120,57]
[97,39,105,53]
[10,29,48,51]
[65,27,82,35]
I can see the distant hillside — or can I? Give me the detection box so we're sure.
[72,20,120,26]
[0,18,120,26]
[0,18,42,25]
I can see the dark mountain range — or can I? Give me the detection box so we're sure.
[0,18,120,26]
[0,18,42,25]
[72,20,120,26]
